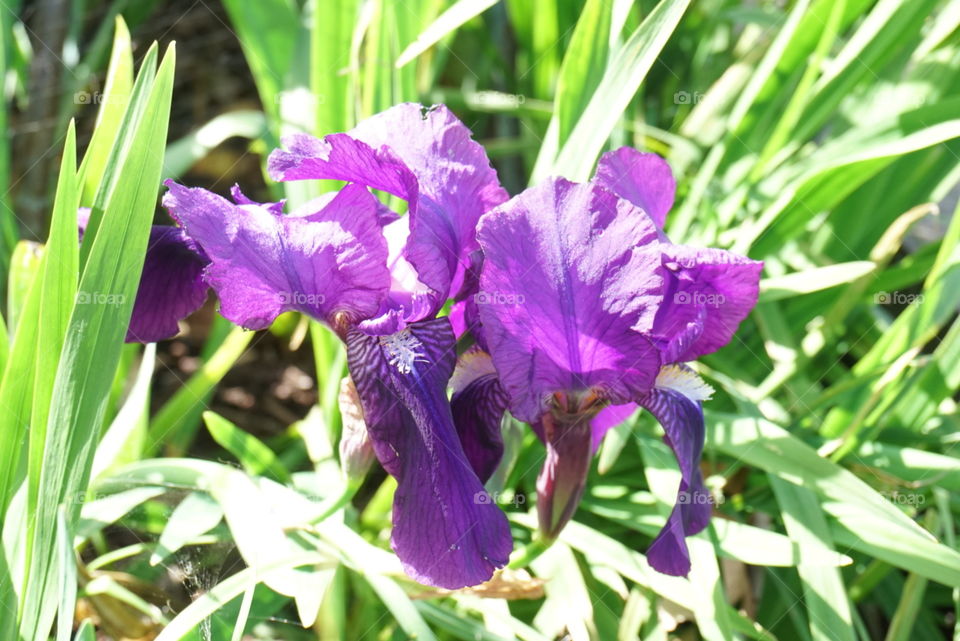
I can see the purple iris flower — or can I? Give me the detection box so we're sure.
[77,209,209,343]
[162,103,513,589]
[465,148,762,576]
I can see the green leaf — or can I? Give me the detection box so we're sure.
[28,120,80,548]
[770,477,856,641]
[151,491,223,566]
[365,573,438,641]
[77,16,133,205]
[55,509,77,641]
[203,411,290,483]
[709,413,960,587]
[395,0,498,68]
[308,0,359,135]
[164,111,267,179]
[547,0,691,181]
[553,0,612,145]
[19,44,176,641]
[90,343,156,481]
[147,327,254,456]
[758,261,875,302]
[153,550,329,641]
[221,0,300,126]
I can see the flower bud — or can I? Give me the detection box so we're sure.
[535,410,593,541]
[338,376,375,482]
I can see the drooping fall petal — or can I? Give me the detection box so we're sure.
[345,318,512,589]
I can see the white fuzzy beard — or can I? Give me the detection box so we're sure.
[379,328,428,374]
[654,364,714,402]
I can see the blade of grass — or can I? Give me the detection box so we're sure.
[203,411,290,483]
[547,0,690,181]
[770,477,856,641]
[147,326,254,456]
[395,0,498,68]
[18,44,175,641]
[77,16,133,205]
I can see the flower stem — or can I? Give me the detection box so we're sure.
[309,481,360,524]
[507,537,553,569]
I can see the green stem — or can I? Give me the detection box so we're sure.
[507,537,553,569]
[309,481,360,525]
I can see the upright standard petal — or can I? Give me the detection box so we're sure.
[163,181,390,331]
[345,318,512,589]
[450,349,508,483]
[269,104,508,310]
[652,245,763,363]
[476,178,663,423]
[593,148,675,227]
[638,365,715,576]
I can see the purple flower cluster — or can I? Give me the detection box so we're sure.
[121,103,761,588]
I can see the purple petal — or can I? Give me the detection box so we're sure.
[79,209,209,343]
[351,104,508,300]
[229,184,286,215]
[450,350,508,483]
[163,180,390,330]
[593,148,675,227]
[345,318,512,588]
[637,367,713,576]
[268,132,420,205]
[652,246,763,363]
[476,177,663,423]
[536,412,593,540]
[269,104,508,311]
[590,403,638,451]
[125,226,210,343]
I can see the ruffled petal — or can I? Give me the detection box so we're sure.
[269,104,508,313]
[476,177,663,423]
[593,147,675,227]
[637,365,714,576]
[652,246,763,362]
[163,181,390,330]
[450,349,508,483]
[345,318,512,588]
[267,132,420,205]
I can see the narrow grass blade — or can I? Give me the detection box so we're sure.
[770,477,856,641]
[549,0,690,181]
[147,327,254,456]
[396,0,498,68]
[203,411,290,483]
[77,16,133,205]
[19,44,175,641]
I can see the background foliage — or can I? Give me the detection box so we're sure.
[0,0,959,639]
